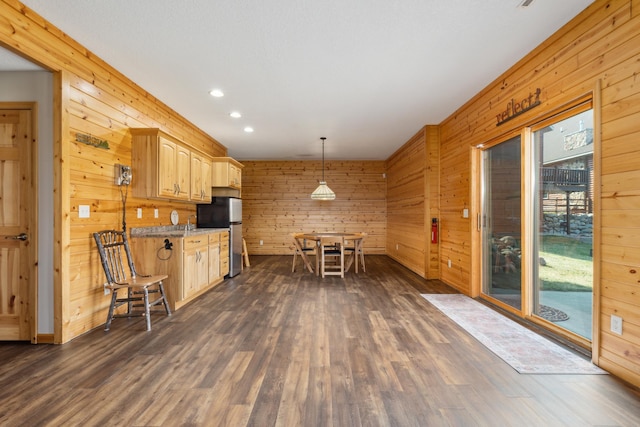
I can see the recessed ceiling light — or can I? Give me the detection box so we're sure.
[209,89,224,97]
[230,111,242,118]
[244,126,254,133]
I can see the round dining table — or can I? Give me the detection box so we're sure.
[293,232,366,276]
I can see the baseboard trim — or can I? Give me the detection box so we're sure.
[36,334,55,344]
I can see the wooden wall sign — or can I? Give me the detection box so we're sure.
[75,132,110,149]
[496,88,541,126]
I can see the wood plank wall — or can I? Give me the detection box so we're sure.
[240,160,386,256]
[385,126,440,279]
[0,1,226,342]
[437,0,640,386]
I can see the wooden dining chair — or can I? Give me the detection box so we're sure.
[291,233,315,273]
[320,236,345,278]
[345,232,367,273]
[94,230,171,331]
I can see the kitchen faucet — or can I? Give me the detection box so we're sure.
[187,214,196,231]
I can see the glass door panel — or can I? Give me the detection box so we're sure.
[482,135,522,310]
[532,109,593,340]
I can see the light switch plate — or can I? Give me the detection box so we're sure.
[611,315,623,335]
[137,208,143,219]
[154,209,159,218]
[79,205,90,218]
[463,208,469,218]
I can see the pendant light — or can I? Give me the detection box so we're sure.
[311,137,336,200]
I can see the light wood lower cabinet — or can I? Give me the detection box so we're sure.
[220,231,230,276]
[131,230,228,311]
[208,233,220,283]
[183,235,209,300]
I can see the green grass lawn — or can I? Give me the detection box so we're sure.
[539,235,592,291]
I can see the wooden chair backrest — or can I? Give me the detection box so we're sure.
[93,230,137,284]
[320,236,345,250]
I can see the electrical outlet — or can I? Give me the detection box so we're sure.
[463,208,469,218]
[611,315,623,335]
[154,209,159,218]
[448,259,452,268]
[259,240,263,246]
[137,208,142,219]
[396,244,399,250]
[78,205,90,218]
[103,283,110,296]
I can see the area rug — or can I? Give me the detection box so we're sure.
[421,294,606,375]
[492,293,570,322]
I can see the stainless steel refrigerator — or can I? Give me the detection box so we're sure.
[196,197,242,277]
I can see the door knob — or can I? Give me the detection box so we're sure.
[5,233,28,241]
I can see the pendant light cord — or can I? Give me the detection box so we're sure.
[321,137,326,182]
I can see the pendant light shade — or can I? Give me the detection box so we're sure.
[311,137,336,200]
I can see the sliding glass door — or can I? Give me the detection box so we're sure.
[481,135,522,310]
[531,109,594,340]
[480,104,594,343]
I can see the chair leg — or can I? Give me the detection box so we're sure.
[105,289,117,331]
[292,251,297,272]
[159,282,171,316]
[354,250,359,274]
[126,287,134,315]
[143,287,151,331]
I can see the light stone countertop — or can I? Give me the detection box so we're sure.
[130,225,229,238]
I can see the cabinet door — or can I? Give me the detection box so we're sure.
[183,246,209,298]
[201,157,212,202]
[190,153,212,202]
[209,243,220,283]
[175,145,191,200]
[195,248,209,291]
[190,153,203,201]
[158,137,178,198]
[182,247,199,299]
[230,164,241,188]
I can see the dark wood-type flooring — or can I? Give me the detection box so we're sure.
[2,255,640,426]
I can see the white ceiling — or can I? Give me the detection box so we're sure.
[9,0,594,160]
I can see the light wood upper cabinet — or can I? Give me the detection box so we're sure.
[191,152,213,203]
[212,157,244,189]
[158,137,190,200]
[132,128,210,202]
[175,145,191,200]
